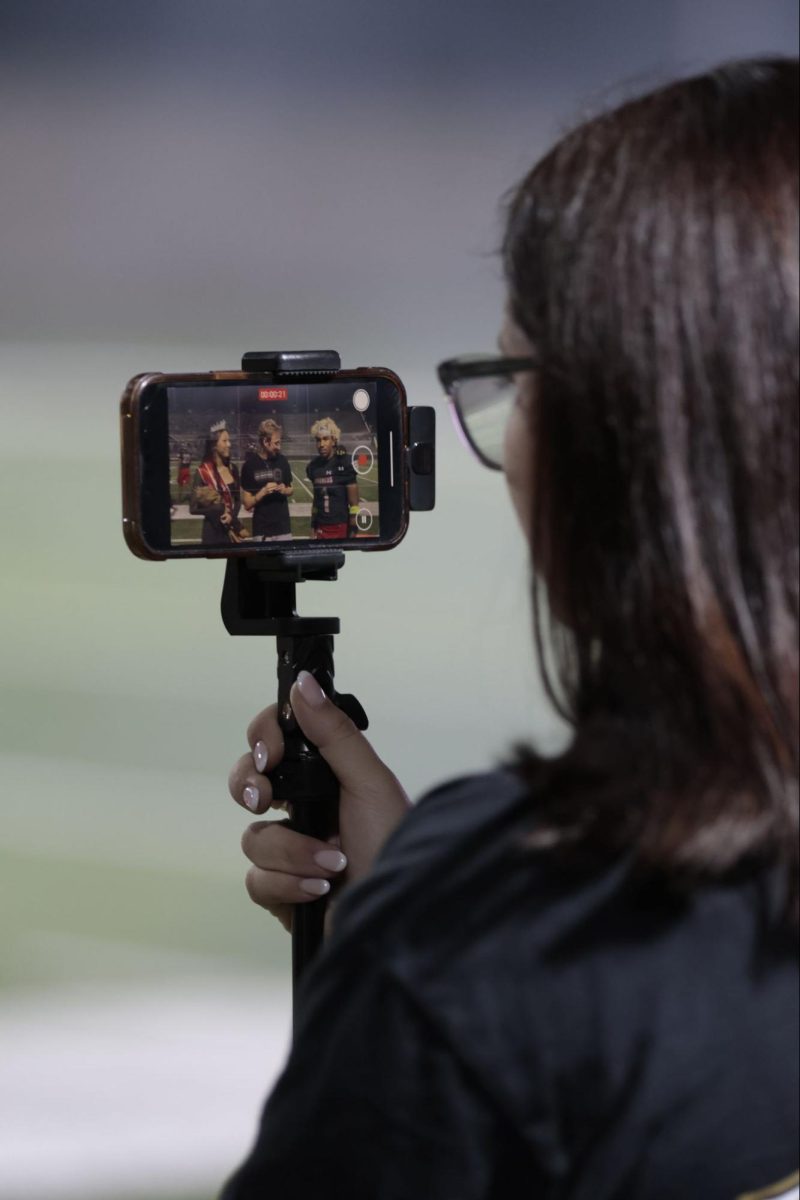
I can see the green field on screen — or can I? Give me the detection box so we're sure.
[170,460,379,502]
[169,459,379,544]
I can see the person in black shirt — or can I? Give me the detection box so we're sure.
[306,417,359,539]
[223,59,799,1199]
[240,419,293,541]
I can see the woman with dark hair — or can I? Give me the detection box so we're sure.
[189,420,246,545]
[223,59,798,1199]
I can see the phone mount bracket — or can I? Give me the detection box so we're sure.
[241,349,341,375]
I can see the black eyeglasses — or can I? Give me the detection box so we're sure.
[437,354,537,471]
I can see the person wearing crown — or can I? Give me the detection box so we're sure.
[189,419,247,545]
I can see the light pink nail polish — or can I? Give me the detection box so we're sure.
[253,741,268,773]
[314,849,347,873]
[296,670,326,708]
[300,878,331,897]
[243,785,260,811]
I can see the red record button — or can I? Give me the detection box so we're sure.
[352,445,374,474]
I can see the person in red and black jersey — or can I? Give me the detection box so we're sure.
[306,418,359,539]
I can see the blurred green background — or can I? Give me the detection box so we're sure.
[1,342,557,1198]
[2,2,797,1196]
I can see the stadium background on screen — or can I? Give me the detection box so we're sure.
[167,381,380,542]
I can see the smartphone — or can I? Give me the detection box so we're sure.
[121,366,430,560]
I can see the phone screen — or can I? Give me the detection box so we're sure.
[167,379,385,548]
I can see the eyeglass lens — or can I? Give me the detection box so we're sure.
[455,374,516,469]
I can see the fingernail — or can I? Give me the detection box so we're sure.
[253,741,268,773]
[313,849,347,873]
[243,785,260,812]
[296,671,326,708]
[300,878,331,896]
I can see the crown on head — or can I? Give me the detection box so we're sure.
[210,420,228,434]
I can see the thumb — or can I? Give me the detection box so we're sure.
[291,671,410,881]
[290,671,394,800]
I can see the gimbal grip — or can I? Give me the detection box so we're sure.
[270,632,366,1000]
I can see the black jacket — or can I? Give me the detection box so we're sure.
[222,771,799,1199]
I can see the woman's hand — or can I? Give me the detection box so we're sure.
[227,671,411,931]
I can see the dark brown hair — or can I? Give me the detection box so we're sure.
[202,426,230,465]
[504,58,799,918]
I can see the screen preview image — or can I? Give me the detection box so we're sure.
[167,381,380,546]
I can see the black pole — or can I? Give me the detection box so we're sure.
[221,553,367,1017]
[271,627,340,994]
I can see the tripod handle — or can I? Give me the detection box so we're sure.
[269,632,367,1010]
[272,756,340,1002]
